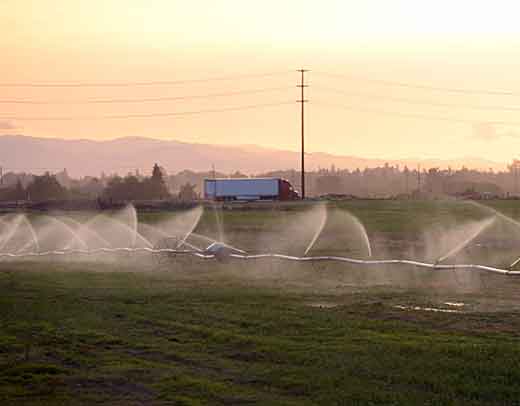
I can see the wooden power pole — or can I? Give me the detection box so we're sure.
[297,69,309,199]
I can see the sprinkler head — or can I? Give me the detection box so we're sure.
[204,242,233,261]
[204,241,247,261]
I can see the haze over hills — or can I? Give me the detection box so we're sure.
[0,134,506,178]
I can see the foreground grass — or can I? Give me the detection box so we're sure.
[1,266,520,405]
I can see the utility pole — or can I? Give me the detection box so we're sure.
[297,69,309,200]
[405,168,409,195]
[212,163,217,200]
[417,164,421,194]
[514,161,518,196]
[510,159,519,196]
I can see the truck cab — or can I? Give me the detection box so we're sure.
[279,179,299,200]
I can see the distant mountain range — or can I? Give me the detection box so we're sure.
[0,134,507,177]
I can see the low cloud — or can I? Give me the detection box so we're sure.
[0,120,18,130]
[472,122,520,141]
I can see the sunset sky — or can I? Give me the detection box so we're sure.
[3,1,520,164]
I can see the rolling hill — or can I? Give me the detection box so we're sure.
[0,134,506,177]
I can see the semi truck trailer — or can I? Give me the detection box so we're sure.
[204,178,299,201]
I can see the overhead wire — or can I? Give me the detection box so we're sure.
[0,101,295,121]
[6,68,520,125]
[314,85,520,112]
[314,71,520,97]
[0,86,293,105]
[312,100,520,126]
[0,70,293,88]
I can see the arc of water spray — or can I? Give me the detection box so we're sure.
[183,233,214,252]
[436,216,496,264]
[106,204,139,247]
[467,201,520,269]
[109,214,154,248]
[190,232,246,254]
[139,217,204,253]
[65,215,116,249]
[510,256,520,269]
[469,201,520,229]
[62,217,112,249]
[190,232,215,244]
[57,219,89,250]
[347,211,372,258]
[124,204,139,248]
[304,204,328,256]
[175,206,203,249]
[0,215,38,253]
[0,215,23,252]
[23,216,40,253]
[82,213,153,248]
[302,206,372,258]
[8,216,39,254]
[19,216,88,253]
[210,202,225,244]
[201,203,249,253]
[181,240,204,252]
[139,222,171,242]
[0,217,11,247]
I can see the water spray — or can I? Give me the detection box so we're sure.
[465,202,520,270]
[304,203,328,256]
[175,206,203,249]
[1,204,520,277]
[435,216,496,264]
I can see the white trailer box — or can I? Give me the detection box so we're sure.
[204,178,279,200]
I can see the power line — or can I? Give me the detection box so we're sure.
[314,85,520,112]
[314,71,520,97]
[0,101,294,121]
[0,86,292,105]
[0,71,292,88]
[313,101,520,126]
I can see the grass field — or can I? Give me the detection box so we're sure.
[1,199,520,405]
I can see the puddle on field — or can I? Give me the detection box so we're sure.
[394,304,463,314]
[444,302,465,307]
[306,302,340,309]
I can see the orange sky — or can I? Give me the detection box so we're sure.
[3,0,520,164]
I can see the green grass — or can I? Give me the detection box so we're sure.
[1,265,520,405]
[2,199,520,404]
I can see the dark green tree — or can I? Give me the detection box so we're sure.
[26,173,67,201]
[102,164,170,201]
[103,175,139,201]
[146,163,169,199]
[13,180,26,200]
[0,180,26,201]
[178,182,197,202]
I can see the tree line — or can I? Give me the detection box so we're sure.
[2,161,520,201]
[0,164,197,202]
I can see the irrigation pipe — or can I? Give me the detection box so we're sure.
[0,248,519,275]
